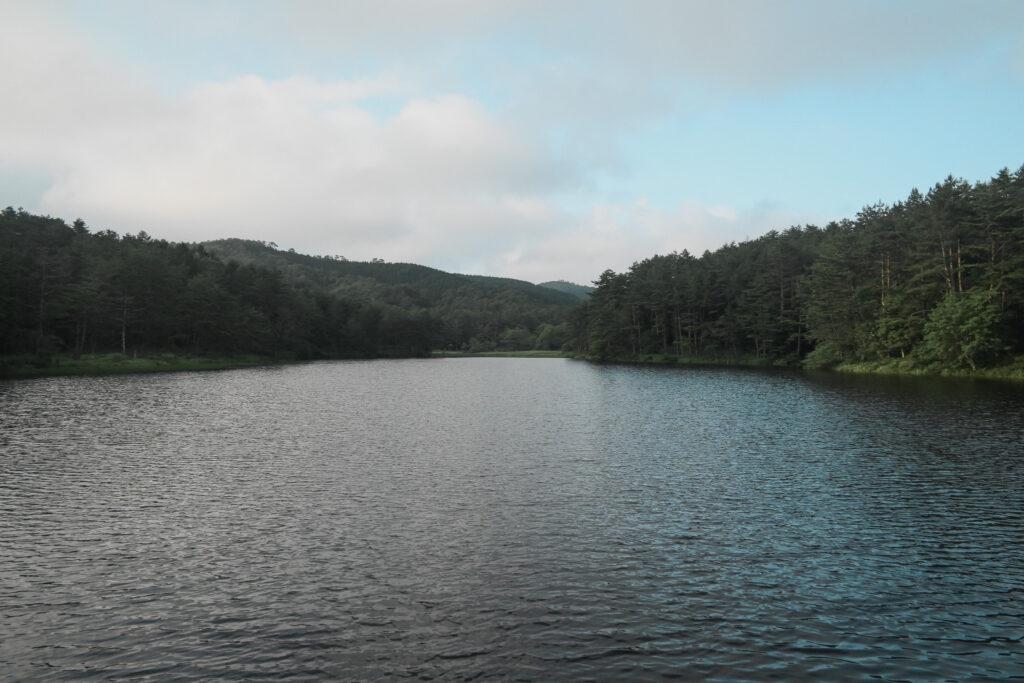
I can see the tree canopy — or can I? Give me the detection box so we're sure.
[0,212,581,365]
[572,166,1024,372]
[5,164,1021,375]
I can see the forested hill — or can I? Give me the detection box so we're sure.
[0,211,584,367]
[205,238,579,308]
[0,211,442,362]
[539,280,595,300]
[202,239,580,351]
[7,164,1020,374]
[572,166,1024,373]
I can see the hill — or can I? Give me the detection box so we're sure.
[0,213,584,372]
[539,280,594,300]
[202,239,580,351]
[0,211,438,363]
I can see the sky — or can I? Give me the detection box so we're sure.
[2,1,1023,285]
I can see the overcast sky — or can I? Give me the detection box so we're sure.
[3,1,1023,284]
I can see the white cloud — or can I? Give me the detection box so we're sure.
[3,1,1019,285]
[173,1,1024,95]
[0,3,162,164]
[0,6,583,278]
[579,0,1023,89]
[0,1,846,288]
[486,199,821,285]
[30,80,574,252]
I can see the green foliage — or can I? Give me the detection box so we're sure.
[1,213,588,366]
[0,211,442,361]
[533,321,569,350]
[6,164,1022,377]
[202,239,579,352]
[537,280,594,300]
[468,336,496,353]
[917,290,1005,370]
[499,326,535,351]
[802,341,844,370]
[0,352,271,378]
[574,164,1024,374]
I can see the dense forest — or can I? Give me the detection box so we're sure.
[4,165,1022,376]
[536,280,595,300]
[201,239,578,352]
[0,210,578,367]
[572,166,1024,372]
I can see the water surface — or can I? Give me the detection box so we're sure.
[1,359,1022,680]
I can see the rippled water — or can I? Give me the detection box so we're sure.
[1,358,1022,680]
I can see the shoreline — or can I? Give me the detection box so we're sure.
[5,350,1023,382]
[0,353,279,380]
[431,350,566,358]
[569,352,1024,382]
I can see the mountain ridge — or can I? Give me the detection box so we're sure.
[201,238,580,351]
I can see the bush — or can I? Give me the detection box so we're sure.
[803,341,843,370]
[468,337,496,353]
[498,326,535,351]
[917,290,1005,370]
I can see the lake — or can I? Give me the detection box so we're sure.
[1,358,1022,680]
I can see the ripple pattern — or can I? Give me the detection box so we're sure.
[1,359,1023,680]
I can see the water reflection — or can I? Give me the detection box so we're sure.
[1,359,1022,680]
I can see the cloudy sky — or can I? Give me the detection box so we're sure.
[3,1,1023,284]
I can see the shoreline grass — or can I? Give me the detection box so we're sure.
[571,352,1024,381]
[432,349,567,358]
[575,353,789,368]
[8,349,1023,382]
[0,352,277,379]
[830,359,1024,381]
[3,350,569,379]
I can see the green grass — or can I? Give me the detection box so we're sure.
[832,357,1024,381]
[432,349,568,358]
[4,350,572,378]
[11,349,1022,382]
[573,351,1024,381]
[576,352,793,368]
[0,352,276,379]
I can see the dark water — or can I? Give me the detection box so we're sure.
[1,358,1022,681]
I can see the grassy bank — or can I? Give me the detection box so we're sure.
[0,352,276,379]
[574,352,792,368]
[8,349,1022,382]
[3,350,567,379]
[573,352,1024,381]
[432,350,568,358]
[830,357,1024,381]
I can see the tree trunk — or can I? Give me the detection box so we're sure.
[956,240,963,293]
[120,294,131,355]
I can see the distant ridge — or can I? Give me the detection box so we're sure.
[201,238,581,351]
[538,280,594,300]
[202,239,580,308]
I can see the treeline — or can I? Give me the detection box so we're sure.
[0,209,437,362]
[536,280,595,300]
[202,239,579,352]
[8,165,1019,373]
[573,166,1024,371]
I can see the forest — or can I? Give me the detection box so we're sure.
[0,208,578,372]
[3,164,1022,377]
[571,166,1024,373]
[201,238,579,353]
